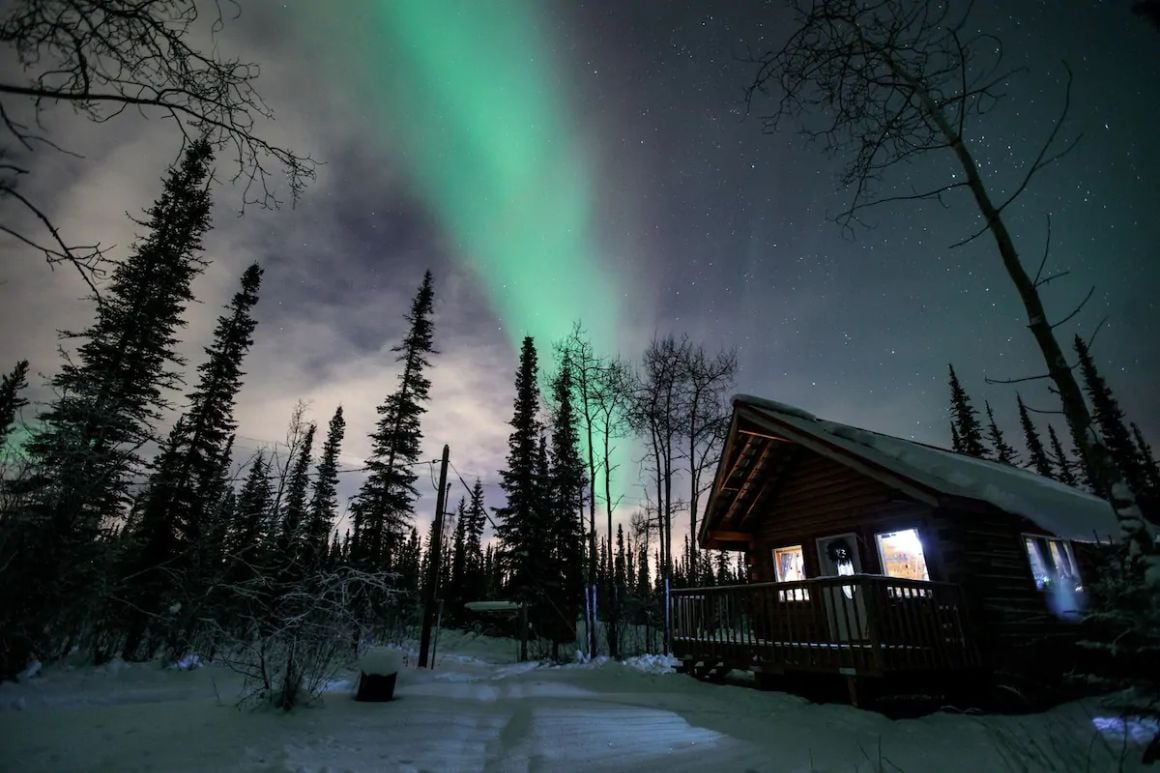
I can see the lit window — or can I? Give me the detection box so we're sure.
[774,545,805,582]
[875,528,931,582]
[772,544,809,601]
[1024,536,1083,593]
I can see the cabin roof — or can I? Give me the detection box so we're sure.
[730,394,1120,543]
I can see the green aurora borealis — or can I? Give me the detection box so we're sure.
[360,1,622,358]
[314,0,634,497]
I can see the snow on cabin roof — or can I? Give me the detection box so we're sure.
[733,394,1120,543]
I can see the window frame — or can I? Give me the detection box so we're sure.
[1022,534,1083,592]
[873,527,931,582]
[771,543,809,602]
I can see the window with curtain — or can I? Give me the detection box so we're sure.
[772,544,808,601]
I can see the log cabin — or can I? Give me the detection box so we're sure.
[672,395,1121,704]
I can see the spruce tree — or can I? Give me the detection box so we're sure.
[1,141,215,675]
[1075,335,1148,497]
[0,359,29,452]
[29,141,214,514]
[614,524,628,604]
[984,401,1019,466]
[464,479,487,594]
[947,364,988,458]
[350,271,436,568]
[396,526,422,593]
[119,264,263,657]
[449,497,468,621]
[1131,423,1160,493]
[494,337,550,611]
[302,406,345,570]
[1017,394,1054,478]
[1048,425,1079,487]
[226,453,273,582]
[715,550,730,585]
[276,422,315,572]
[637,539,650,600]
[548,358,586,647]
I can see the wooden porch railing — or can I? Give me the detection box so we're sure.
[671,575,979,676]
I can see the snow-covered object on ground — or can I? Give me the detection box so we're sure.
[16,659,41,682]
[357,646,404,676]
[736,395,1120,542]
[169,653,201,671]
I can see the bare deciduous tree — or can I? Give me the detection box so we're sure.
[0,0,316,290]
[557,322,602,658]
[631,334,687,652]
[591,357,633,658]
[678,345,736,580]
[748,0,1154,570]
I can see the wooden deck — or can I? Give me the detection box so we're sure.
[671,576,980,678]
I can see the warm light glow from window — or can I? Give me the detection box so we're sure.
[773,545,809,601]
[875,529,931,581]
[773,545,805,582]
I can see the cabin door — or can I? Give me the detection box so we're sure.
[815,533,869,642]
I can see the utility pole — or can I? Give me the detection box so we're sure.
[418,444,450,668]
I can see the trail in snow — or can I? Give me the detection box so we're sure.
[0,631,1151,772]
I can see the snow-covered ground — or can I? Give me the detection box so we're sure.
[0,630,1153,772]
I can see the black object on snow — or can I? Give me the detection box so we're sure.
[355,672,397,702]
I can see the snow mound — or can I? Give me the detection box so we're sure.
[17,659,42,681]
[358,646,404,676]
[621,654,679,674]
[169,653,202,671]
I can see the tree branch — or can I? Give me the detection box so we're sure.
[1050,285,1095,330]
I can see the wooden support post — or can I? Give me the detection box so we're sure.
[418,444,450,669]
[846,675,861,707]
[519,603,529,662]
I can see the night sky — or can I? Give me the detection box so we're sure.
[2,1,1157,544]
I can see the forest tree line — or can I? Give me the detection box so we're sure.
[946,361,1160,526]
[0,139,746,689]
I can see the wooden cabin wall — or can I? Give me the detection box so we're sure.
[930,505,1084,676]
[752,452,937,579]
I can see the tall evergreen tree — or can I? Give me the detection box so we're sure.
[350,271,436,569]
[1074,335,1148,497]
[464,479,487,593]
[302,407,345,569]
[1,141,215,676]
[947,364,988,458]
[614,524,628,605]
[0,360,29,451]
[636,539,651,600]
[29,140,215,516]
[1131,423,1160,493]
[1017,394,1054,478]
[548,358,586,647]
[1048,425,1079,487]
[494,337,550,612]
[395,526,422,593]
[984,401,1019,466]
[222,450,274,624]
[448,497,468,620]
[119,264,263,657]
[276,422,316,571]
